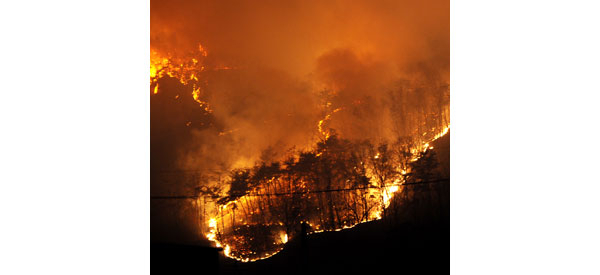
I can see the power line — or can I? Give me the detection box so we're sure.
[150,178,449,199]
[241,178,449,197]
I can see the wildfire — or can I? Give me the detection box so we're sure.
[150,43,220,113]
[206,218,218,244]
[151,38,451,265]
[204,125,450,262]
[434,126,450,140]
[192,86,213,113]
[317,107,343,139]
[382,181,401,208]
[150,51,172,85]
[151,0,450,265]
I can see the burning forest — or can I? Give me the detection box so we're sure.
[204,128,449,261]
[151,0,449,265]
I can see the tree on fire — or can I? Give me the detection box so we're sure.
[211,133,445,259]
[369,143,398,218]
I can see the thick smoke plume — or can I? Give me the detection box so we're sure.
[151,0,449,191]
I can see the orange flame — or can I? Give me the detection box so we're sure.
[205,125,450,262]
[151,43,225,113]
[317,107,343,139]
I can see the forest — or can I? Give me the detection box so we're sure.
[204,131,448,261]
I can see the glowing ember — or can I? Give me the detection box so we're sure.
[191,86,212,113]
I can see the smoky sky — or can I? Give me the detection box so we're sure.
[150,0,449,176]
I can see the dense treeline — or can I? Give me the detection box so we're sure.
[210,134,443,260]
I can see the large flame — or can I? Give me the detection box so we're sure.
[150,44,214,114]
[203,126,449,261]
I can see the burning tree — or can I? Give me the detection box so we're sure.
[204,128,448,261]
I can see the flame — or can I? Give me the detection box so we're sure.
[198,44,208,57]
[317,107,343,139]
[382,180,401,208]
[192,86,213,113]
[152,42,451,264]
[434,126,450,140]
[150,28,450,264]
[218,129,239,136]
[206,218,219,244]
[150,44,220,113]
[150,65,157,79]
[204,125,450,262]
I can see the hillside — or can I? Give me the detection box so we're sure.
[218,132,451,274]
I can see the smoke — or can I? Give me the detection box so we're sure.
[150,0,449,177]
[180,67,322,171]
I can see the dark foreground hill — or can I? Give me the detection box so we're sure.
[218,217,448,275]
